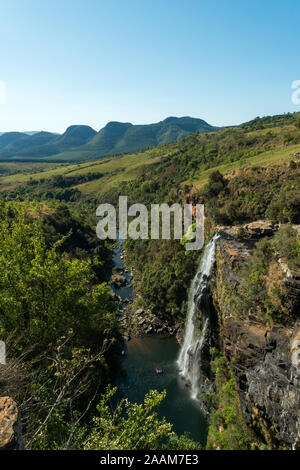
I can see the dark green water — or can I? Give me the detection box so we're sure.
[112,241,207,446]
[116,336,207,446]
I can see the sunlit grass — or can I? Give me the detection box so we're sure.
[184,143,300,189]
[0,137,299,195]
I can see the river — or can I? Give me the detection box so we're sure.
[111,242,207,446]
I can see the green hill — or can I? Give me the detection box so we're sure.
[88,116,216,155]
[0,111,299,200]
[0,131,57,158]
[0,125,97,160]
[0,117,216,162]
[0,131,28,150]
[50,116,216,162]
[52,125,97,150]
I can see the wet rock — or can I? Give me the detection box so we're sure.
[145,326,154,334]
[111,273,127,288]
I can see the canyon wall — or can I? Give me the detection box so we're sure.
[204,225,300,448]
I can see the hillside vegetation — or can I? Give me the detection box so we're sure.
[0,111,299,450]
[1,112,300,197]
[1,111,299,324]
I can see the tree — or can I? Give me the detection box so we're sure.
[83,388,172,450]
[0,201,117,351]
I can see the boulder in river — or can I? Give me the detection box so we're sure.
[111,273,127,289]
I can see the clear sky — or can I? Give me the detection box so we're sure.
[1,0,300,133]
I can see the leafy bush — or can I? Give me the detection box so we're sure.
[0,201,118,351]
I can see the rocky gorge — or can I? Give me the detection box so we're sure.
[121,220,300,449]
[213,226,300,448]
[179,221,300,449]
[1,221,299,450]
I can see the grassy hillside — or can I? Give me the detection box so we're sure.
[0,146,170,193]
[0,111,299,200]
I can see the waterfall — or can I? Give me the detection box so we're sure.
[177,234,219,400]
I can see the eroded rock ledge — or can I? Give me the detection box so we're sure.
[0,396,24,450]
[211,227,300,448]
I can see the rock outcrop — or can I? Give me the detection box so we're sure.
[0,397,24,450]
[111,273,127,289]
[206,228,300,448]
[120,307,180,337]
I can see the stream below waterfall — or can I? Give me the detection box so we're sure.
[112,241,208,445]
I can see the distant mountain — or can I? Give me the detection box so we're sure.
[0,125,97,159]
[0,117,216,162]
[0,131,57,158]
[87,116,216,157]
[0,131,39,136]
[53,125,97,150]
[0,132,28,150]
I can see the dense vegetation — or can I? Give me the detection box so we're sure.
[228,227,300,323]
[201,164,300,225]
[0,173,103,202]
[0,111,299,450]
[0,201,117,446]
[0,200,199,450]
[125,238,199,323]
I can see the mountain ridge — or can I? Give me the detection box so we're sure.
[0,117,216,162]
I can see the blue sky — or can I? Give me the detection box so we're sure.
[1,0,300,132]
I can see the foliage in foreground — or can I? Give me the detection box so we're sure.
[0,200,201,450]
[0,201,117,352]
[2,342,201,450]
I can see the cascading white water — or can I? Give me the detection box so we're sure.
[177,234,219,399]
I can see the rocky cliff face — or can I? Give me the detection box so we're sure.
[0,397,24,450]
[206,225,300,449]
